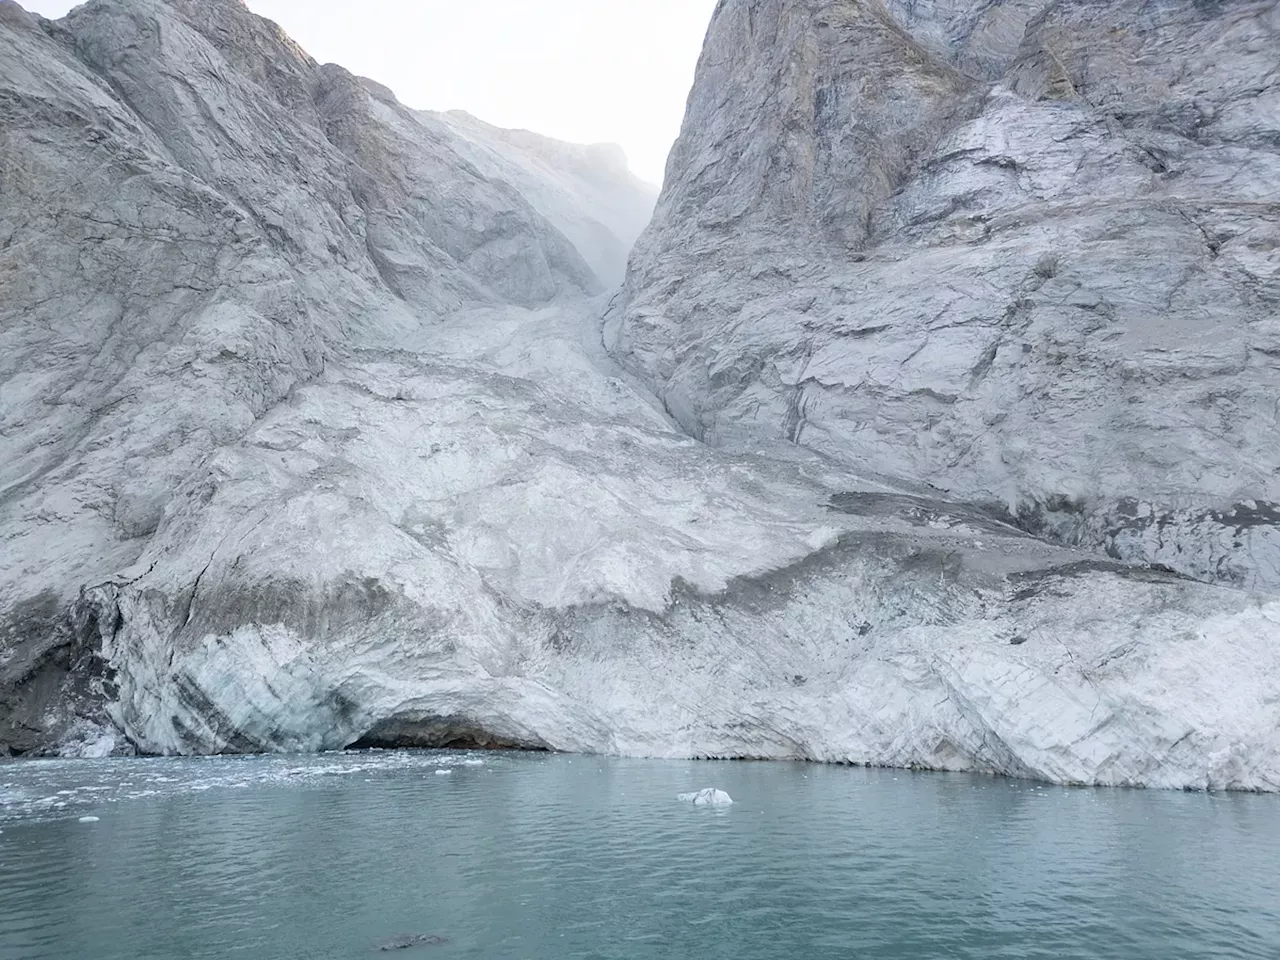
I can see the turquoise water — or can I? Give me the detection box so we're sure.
[1,752,1278,959]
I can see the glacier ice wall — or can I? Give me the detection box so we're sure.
[1,0,1278,790]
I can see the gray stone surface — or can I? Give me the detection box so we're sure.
[1,0,1278,790]
[607,0,1280,590]
[0,0,643,752]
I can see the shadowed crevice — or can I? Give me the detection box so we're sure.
[345,714,550,752]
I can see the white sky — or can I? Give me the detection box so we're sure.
[19,0,719,185]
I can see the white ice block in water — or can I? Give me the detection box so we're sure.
[678,788,734,806]
[78,816,100,823]
[435,769,452,776]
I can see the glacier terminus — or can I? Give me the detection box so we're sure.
[1,0,1278,792]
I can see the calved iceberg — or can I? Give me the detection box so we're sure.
[679,790,735,807]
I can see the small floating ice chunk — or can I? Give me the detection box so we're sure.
[435,769,452,776]
[78,816,100,823]
[678,788,734,806]
[460,758,484,767]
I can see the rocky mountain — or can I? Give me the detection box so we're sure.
[0,0,649,750]
[607,0,1280,591]
[2,0,1278,791]
[430,109,659,287]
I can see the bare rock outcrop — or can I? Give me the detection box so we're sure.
[0,0,632,752]
[606,0,1280,590]
[2,0,1278,790]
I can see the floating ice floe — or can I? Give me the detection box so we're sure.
[435,769,452,776]
[78,816,100,823]
[678,788,734,806]
[460,758,485,767]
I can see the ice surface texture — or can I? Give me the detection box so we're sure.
[679,789,735,806]
[1,0,1278,790]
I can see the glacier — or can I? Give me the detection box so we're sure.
[1,0,1278,791]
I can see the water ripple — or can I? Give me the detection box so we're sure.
[1,753,1278,959]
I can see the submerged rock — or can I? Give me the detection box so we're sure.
[375,933,448,952]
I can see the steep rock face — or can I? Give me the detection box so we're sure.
[606,0,1280,590]
[2,0,1278,791]
[0,0,627,751]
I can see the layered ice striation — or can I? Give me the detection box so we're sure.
[1,0,1278,791]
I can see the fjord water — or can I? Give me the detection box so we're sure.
[1,753,1278,960]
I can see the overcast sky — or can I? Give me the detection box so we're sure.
[19,0,719,185]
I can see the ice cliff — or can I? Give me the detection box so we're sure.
[1,0,1278,791]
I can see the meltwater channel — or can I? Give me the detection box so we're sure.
[2,751,1279,959]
